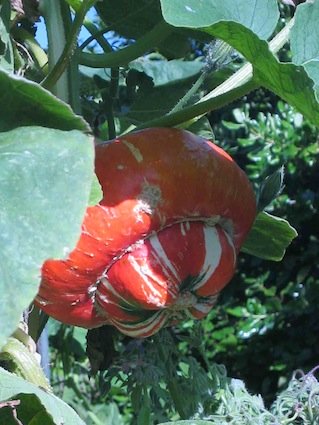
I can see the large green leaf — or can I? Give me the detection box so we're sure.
[160,0,319,127]
[0,367,85,424]
[241,212,298,261]
[125,77,200,124]
[290,1,319,99]
[95,0,162,39]
[0,126,94,349]
[160,0,279,40]
[0,70,90,132]
[94,0,208,58]
[206,22,319,126]
[0,393,55,424]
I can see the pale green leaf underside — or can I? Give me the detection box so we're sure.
[89,173,103,206]
[160,1,319,126]
[241,212,298,261]
[160,0,279,40]
[290,1,319,100]
[0,127,94,348]
[204,22,319,127]
[0,367,85,425]
[129,59,204,86]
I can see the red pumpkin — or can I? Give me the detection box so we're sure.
[36,128,256,337]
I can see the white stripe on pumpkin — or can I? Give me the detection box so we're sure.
[192,226,222,290]
[98,277,136,308]
[127,255,173,306]
[148,232,181,282]
[111,310,168,338]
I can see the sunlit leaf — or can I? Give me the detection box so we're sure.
[0,126,94,348]
[241,212,298,261]
[0,368,85,424]
[290,1,319,99]
[160,0,319,126]
[160,0,279,40]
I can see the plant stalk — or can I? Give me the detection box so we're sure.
[78,21,172,68]
[135,17,295,130]
[41,0,93,91]
[201,16,295,104]
[81,19,114,52]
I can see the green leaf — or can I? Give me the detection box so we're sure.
[129,59,204,86]
[0,69,90,132]
[0,368,85,424]
[95,0,208,58]
[87,403,124,425]
[290,1,319,99]
[257,167,285,212]
[125,77,200,124]
[0,126,94,349]
[96,0,163,39]
[160,2,319,127]
[160,0,279,40]
[186,116,214,139]
[0,393,55,425]
[241,212,298,261]
[89,173,103,206]
[208,23,319,126]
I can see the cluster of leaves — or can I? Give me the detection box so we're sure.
[205,96,319,403]
[46,321,319,424]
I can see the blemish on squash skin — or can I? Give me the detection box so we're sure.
[133,183,162,222]
[137,183,162,212]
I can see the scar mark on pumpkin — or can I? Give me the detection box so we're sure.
[122,140,143,163]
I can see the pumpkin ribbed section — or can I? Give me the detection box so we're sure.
[96,221,235,337]
[35,128,256,337]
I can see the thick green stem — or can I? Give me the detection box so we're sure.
[78,21,172,68]
[105,67,119,139]
[169,71,208,114]
[39,0,69,100]
[81,19,113,52]
[61,2,81,113]
[135,79,257,130]
[41,0,93,91]
[134,17,295,130]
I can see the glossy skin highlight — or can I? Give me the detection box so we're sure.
[36,128,256,337]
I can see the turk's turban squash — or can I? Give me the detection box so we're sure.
[36,128,256,338]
